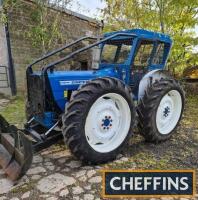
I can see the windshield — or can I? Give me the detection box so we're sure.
[100,39,133,64]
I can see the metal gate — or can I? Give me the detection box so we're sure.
[0,66,9,88]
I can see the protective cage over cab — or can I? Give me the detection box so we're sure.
[26,29,172,128]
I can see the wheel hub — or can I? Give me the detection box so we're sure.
[163,106,170,117]
[101,116,113,130]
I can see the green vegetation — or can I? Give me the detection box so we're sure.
[11,180,37,194]
[0,0,18,23]
[1,0,72,53]
[27,0,72,53]
[102,0,198,76]
[0,96,25,127]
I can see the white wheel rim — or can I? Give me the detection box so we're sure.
[156,90,182,135]
[85,93,131,153]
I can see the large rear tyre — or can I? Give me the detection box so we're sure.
[137,78,185,142]
[62,77,135,164]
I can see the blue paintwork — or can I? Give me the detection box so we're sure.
[103,119,110,126]
[31,29,172,128]
[104,29,172,44]
[34,112,55,128]
[47,68,119,111]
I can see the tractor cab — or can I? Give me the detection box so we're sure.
[99,29,172,95]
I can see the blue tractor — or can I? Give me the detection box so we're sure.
[0,29,185,180]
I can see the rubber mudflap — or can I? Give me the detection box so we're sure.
[0,144,21,181]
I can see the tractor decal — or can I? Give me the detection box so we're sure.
[59,80,88,86]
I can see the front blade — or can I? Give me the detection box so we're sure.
[0,142,22,180]
[0,115,33,181]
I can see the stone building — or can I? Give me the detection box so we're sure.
[0,0,102,95]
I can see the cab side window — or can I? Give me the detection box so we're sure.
[134,41,154,67]
[153,43,165,65]
[116,44,132,64]
[101,44,118,63]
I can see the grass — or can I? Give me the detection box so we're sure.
[0,96,26,128]
[11,180,38,194]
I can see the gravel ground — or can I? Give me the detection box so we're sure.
[0,95,197,200]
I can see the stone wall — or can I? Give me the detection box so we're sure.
[5,0,101,92]
[0,23,11,95]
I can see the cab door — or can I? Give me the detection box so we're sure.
[130,40,155,97]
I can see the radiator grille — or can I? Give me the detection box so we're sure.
[27,74,44,115]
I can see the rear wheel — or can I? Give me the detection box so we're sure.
[137,78,185,142]
[62,77,135,164]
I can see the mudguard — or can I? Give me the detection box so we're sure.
[138,69,173,100]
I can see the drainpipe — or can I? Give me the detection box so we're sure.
[5,22,17,95]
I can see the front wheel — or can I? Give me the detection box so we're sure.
[62,77,136,164]
[137,78,185,142]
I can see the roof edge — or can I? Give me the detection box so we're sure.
[24,0,102,26]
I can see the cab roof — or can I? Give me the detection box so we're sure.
[104,29,172,44]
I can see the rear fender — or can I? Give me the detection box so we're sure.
[138,70,172,100]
